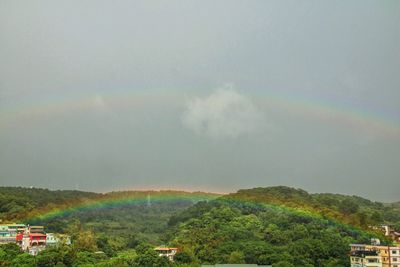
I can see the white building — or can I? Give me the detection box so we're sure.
[154,247,178,261]
[46,233,71,246]
[350,250,382,267]
[350,243,400,267]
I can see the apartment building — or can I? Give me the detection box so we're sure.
[350,243,400,267]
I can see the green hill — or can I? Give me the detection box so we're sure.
[0,187,219,245]
[0,187,99,222]
[0,186,398,266]
[226,187,400,227]
[165,187,399,266]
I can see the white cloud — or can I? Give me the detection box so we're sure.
[93,94,106,107]
[182,87,263,138]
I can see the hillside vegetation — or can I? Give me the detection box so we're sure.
[0,187,98,221]
[165,187,399,266]
[0,186,398,266]
[226,187,400,227]
[0,187,219,244]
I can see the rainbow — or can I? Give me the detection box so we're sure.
[25,190,380,242]
[25,191,219,224]
[254,90,400,138]
[215,195,381,240]
[1,88,399,139]
[0,89,180,127]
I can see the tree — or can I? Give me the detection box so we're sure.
[273,261,295,267]
[74,230,98,252]
[0,243,24,266]
[228,251,245,264]
[357,211,368,226]
[393,222,400,232]
[36,251,62,267]
[73,251,100,266]
[11,253,36,267]
[96,236,115,257]
[339,199,359,214]
[132,248,168,267]
[174,251,192,264]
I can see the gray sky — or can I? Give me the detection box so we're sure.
[1,1,399,202]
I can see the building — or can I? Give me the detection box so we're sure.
[154,247,178,261]
[20,233,47,255]
[0,224,47,256]
[0,223,70,256]
[350,243,400,267]
[0,224,26,245]
[350,250,382,267]
[379,246,400,267]
[7,224,26,236]
[46,233,71,246]
[28,226,45,234]
[0,225,14,244]
[29,233,47,246]
[46,233,58,246]
[381,225,400,244]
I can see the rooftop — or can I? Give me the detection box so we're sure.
[30,233,46,237]
[154,247,178,251]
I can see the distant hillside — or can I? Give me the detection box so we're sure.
[0,187,99,222]
[0,187,219,244]
[0,186,398,266]
[226,187,400,227]
[166,186,399,266]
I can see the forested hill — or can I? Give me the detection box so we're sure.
[0,187,99,221]
[1,186,399,227]
[166,187,400,266]
[0,187,219,223]
[223,187,400,227]
[0,186,399,266]
[168,187,400,231]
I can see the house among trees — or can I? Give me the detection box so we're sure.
[46,233,71,246]
[382,225,400,244]
[154,246,178,261]
[0,223,70,255]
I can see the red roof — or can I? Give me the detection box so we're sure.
[30,233,46,237]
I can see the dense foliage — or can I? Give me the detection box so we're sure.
[164,187,399,266]
[228,187,400,227]
[0,187,98,222]
[167,199,375,266]
[0,187,218,244]
[0,186,399,267]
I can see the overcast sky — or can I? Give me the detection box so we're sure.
[1,1,399,202]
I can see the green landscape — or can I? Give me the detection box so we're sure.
[0,186,399,267]
[2,1,399,267]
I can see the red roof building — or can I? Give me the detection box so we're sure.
[29,233,46,246]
